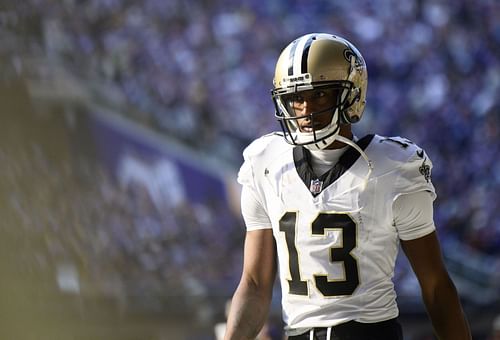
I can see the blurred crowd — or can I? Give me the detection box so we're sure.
[1,0,499,323]
[1,125,244,313]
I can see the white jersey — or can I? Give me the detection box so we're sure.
[237,133,436,334]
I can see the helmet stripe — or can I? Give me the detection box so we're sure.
[289,34,314,76]
[287,40,299,76]
[300,36,314,74]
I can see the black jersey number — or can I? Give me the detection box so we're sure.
[279,212,359,297]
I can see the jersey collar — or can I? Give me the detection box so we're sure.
[293,134,374,197]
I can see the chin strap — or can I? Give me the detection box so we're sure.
[335,134,373,190]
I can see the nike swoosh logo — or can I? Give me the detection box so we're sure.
[417,149,424,158]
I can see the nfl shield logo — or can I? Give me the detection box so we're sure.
[309,179,323,194]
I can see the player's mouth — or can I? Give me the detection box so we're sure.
[300,123,325,132]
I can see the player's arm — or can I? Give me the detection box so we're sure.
[396,191,471,340]
[401,232,471,339]
[223,228,277,340]
[393,146,471,339]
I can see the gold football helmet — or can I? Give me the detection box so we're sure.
[272,33,368,150]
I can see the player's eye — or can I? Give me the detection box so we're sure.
[290,95,304,103]
[312,90,326,99]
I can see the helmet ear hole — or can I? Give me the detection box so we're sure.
[348,115,360,123]
[340,87,362,124]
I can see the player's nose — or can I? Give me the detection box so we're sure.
[296,100,314,117]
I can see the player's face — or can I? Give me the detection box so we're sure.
[285,88,339,132]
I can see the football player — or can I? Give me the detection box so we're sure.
[224,33,471,340]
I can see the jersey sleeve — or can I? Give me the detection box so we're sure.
[393,147,436,201]
[240,185,272,230]
[236,136,274,231]
[392,144,437,240]
[393,191,436,240]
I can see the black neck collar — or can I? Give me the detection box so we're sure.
[292,134,374,197]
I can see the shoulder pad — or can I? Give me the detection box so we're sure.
[238,132,288,187]
[372,135,424,163]
[242,132,286,160]
[371,135,436,199]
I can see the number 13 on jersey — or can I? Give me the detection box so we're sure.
[279,212,360,297]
